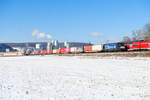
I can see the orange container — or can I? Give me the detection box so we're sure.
[47,50,53,54]
[40,50,47,55]
[56,49,60,54]
[84,45,92,52]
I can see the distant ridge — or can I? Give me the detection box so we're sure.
[0,42,91,50]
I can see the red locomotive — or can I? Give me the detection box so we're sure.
[127,40,150,50]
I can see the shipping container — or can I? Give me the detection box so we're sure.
[65,48,71,53]
[47,50,53,54]
[44,50,47,54]
[40,50,44,55]
[60,48,71,53]
[84,45,92,52]
[53,49,57,54]
[50,50,53,54]
[104,44,117,50]
[40,50,47,55]
[60,48,66,53]
[56,49,60,54]
[70,47,83,53]
[34,50,39,55]
[92,44,103,52]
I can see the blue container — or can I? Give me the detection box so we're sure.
[103,44,118,50]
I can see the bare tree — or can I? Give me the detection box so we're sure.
[143,23,150,40]
[131,23,150,41]
[122,23,150,42]
[122,36,131,42]
[131,30,145,41]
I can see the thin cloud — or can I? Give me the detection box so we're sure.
[0,40,4,43]
[90,32,103,37]
[32,29,53,39]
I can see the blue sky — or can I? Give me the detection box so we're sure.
[0,0,150,43]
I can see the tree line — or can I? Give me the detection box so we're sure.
[122,23,150,42]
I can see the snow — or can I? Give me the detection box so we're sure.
[0,55,150,100]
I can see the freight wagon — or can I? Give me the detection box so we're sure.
[84,45,92,52]
[34,50,40,55]
[47,50,53,54]
[40,50,47,55]
[92,44,103,52]
[60,48,66,53]
[53,49,57,54]
[60,48,71,54]
[65,48,71,53]
[56,49,60,54]
[70,47,83,53]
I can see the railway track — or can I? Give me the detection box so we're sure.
[57,51,150,57]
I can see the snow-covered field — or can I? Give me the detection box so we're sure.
[0,56,150,100]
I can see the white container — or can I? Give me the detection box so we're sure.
[70,47,83,53]
[71,47,75,53]
[92,44,103,52]
[53,49,57,54]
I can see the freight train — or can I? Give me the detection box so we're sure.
[32,40,150,55]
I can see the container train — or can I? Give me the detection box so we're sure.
[32,40,150,55]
